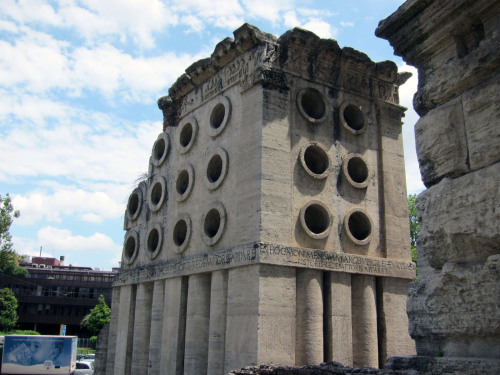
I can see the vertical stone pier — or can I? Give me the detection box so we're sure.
[377,0,500,373]
[100,24,417,374]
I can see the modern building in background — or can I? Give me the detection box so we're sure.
[0,256,117,337]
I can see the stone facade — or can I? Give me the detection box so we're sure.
[376,0,500,371]
[99,24,416,375]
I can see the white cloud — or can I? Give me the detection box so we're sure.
[169,0,244,31]
[0,0,176,49]
[13,226,123,269]
[0,27,199,100]
[12,189,124,225]
[1,118,158,183]
[282,8,337,39]
[340,21,354,27]
[37,226,119,253]
[241,0,294,25]
[302,18,337,39]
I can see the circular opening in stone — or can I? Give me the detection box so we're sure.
[348,211,372,241]
[301,90,326,120]
[343,104,365,131]
[210,103,225,129]
[153,138,166,162]
[147,228,160,253]
[204,208,221,238]
[127,192,140,218]
[304,144,329,175]
[347,156,368,184]
[179,122,193,147]
[176,170,189,195]
[150,181,163,206]
[207,154,223,183]
[173,219,187,246]
[304,204,330,235]
[124,236,136,259]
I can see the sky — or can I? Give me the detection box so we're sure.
[0,0,423,271]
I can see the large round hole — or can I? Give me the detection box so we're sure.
[304,204,330,235]
[123,231,139,264]
[147,228,160,253]
[124,236,136,259]
[207,154,223,183]
[153,138,165,161]
[127,190,141,220]
[347,156,368,184]
[204,208,221,238]
[201,203,226,246]
[343,104,365,131]
[348,211,372,241]
[210,103,225,129]
[304,145,329,175]
[299,201,332,240]
[173,220,187,246]
[301,90,326,120]
[179,123,193,147]
[150,182,163,206]
[176,170,189,195]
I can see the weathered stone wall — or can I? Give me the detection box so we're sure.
[376,0,500,366]
[101,24,416,375]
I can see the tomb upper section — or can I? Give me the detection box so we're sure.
[158,23,410,130]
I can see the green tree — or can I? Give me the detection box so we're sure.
[408,193,419,264]
[0,194,27,277]
[81,295,111,335]
[0,287,19,331]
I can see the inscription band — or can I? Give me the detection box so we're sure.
[113,242,416,286]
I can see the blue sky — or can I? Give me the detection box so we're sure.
[0,0,422,271]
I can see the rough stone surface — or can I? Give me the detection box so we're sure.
[377,0,500,369]
[103,23,415,375]
[416,163,500,269]
[228,357,500,375]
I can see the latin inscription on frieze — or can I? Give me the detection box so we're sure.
[179,46,270,118]
[114,242,416,286]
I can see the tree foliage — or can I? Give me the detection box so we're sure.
[0,287,19,332]
[408,193,419,264]
[81,295,111,335]
[0,194,27,277]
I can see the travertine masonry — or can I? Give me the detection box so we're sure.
[376,0,500,371]
[100,24,416,374]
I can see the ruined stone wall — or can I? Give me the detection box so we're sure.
[376,0,500,365]
[99,24,416,375]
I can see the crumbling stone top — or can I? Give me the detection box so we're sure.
[158,23,410,128]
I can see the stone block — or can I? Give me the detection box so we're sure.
[407,254,500,358]
[416,162,500,269]
[415,96,469,187]
[463,73,500,171]
[377,278,415,360]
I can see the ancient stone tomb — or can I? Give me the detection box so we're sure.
[103,24,416,375]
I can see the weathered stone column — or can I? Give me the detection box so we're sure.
[225,265,296,373]
[184,273,211,375]
[296,269,323,366]
[114,284,137,375]
[161,277,187,375]
[351,275,378,368]
[377,0,500,373]
[148,280,164,375]
[207,270,228,375]
[131,282,154,374]
[325,272,352,366]
[105,286,121,374]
